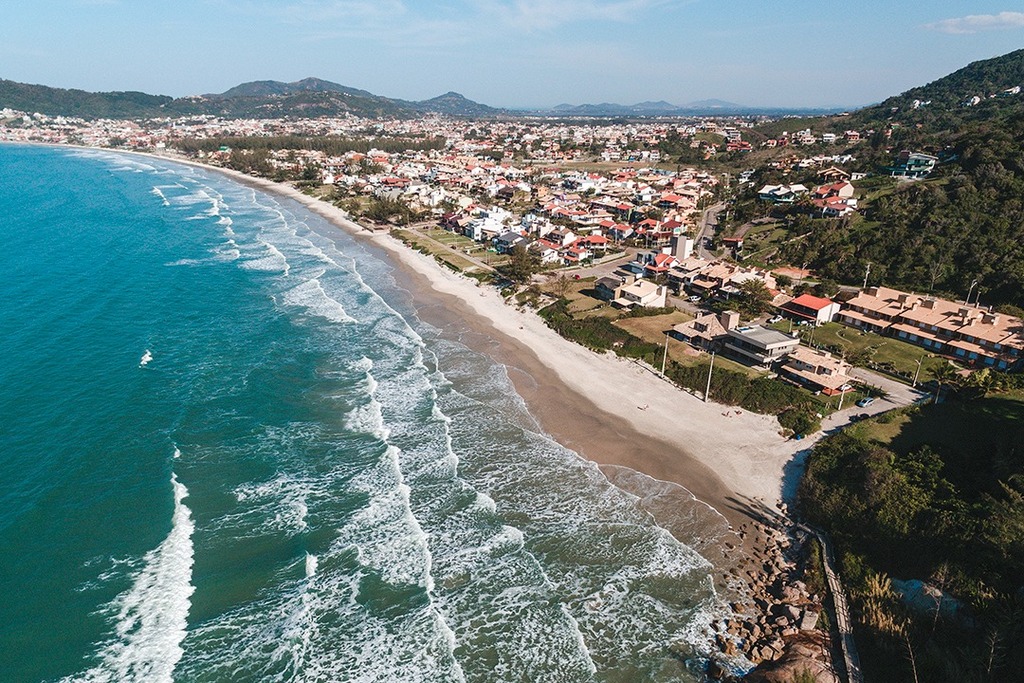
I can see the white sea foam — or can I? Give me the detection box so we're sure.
[304,553,318,578]
[65,474,195,683]
[229,474,311,536]
[238,239,290,274]
[139,350,153,367]
[280,278,356,325]
[150,187,170,207]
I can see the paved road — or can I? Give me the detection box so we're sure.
[848,367,930,408]
[695,202,726,259]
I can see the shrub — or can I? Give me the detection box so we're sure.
[779,407,821,435]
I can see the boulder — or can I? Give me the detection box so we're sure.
[799,610,819,631]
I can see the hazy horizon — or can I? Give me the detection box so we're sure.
[3,2,1023,110]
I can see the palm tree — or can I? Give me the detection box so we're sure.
[930,362,961,404]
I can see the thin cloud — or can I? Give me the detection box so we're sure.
[481,0,678,31]
[923,11,1024,35]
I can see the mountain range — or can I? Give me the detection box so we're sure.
[0,77,505,120]
[0,76,840,120]
[538,99,842,117]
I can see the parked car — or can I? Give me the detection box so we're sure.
[688,295,701,303]
[767,315,783,324]
[855,397,876,408]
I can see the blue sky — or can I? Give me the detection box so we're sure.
[2,1,1023,108]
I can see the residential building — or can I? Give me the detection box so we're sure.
[838,286,1024,371]
[612,279,668,309]
[780,293,843,326]
[672,310,738,351]
[780,347,854,395]
[757,184,809,204]
[723,325,800,366]
[887,150,937,179]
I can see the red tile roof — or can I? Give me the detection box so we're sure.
[787,293,836,311]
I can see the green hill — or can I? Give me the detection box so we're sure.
[0,79,171,118]
[738,49,1024,309]
[0,77,503,120]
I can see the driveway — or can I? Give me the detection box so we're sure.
[848,367,930,407]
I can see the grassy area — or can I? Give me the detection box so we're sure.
[768,321,949,383]
[391,229,486,273]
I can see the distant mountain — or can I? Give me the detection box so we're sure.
[683,98,744,110]
[207,77,379,101]
[414,91,504,117]
[0,77,503,120]
[534,99,843,117]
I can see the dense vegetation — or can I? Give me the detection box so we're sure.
[799,393,1024,682]
[849,48,1024,129]
[733,49,1024,307]
[776,112,1024,308]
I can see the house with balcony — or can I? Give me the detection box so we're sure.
[780,293,842,326]
[886,150,937,179]
[723,325,800,367]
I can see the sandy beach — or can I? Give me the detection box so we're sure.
[121,149,813,540]
[190,166,811,531]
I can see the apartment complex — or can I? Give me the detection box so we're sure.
[839,286,1023,371]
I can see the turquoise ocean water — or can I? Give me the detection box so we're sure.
[0,145,728,682]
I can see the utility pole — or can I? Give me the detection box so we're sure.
[837,385,847,411]
[661,333,670,376]
[704,351,716,402]
[862,262,872,290]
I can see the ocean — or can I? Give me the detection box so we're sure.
[0,144,729,682]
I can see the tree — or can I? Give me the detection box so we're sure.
[550,273,573,299]
[930,362,961,403]
[737,278,774,316]
[501,242,541,284]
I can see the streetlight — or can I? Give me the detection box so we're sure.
[661,332,671,376]
[912,353,927,387]
[964,279,978,306]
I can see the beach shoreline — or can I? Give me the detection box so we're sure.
[171,159,810,533]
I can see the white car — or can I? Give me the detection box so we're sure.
[767,315,783,324]
[688,295,701,303]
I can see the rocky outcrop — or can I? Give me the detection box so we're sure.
[744,632,839,683]
[704,512,838,682]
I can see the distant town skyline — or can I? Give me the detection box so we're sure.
[3,1,1023,109]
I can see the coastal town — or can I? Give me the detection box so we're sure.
[4,70,1024,682]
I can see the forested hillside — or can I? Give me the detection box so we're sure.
[740,49,1024,309]
[800,391,1024,682]
[778,111,1024,309]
